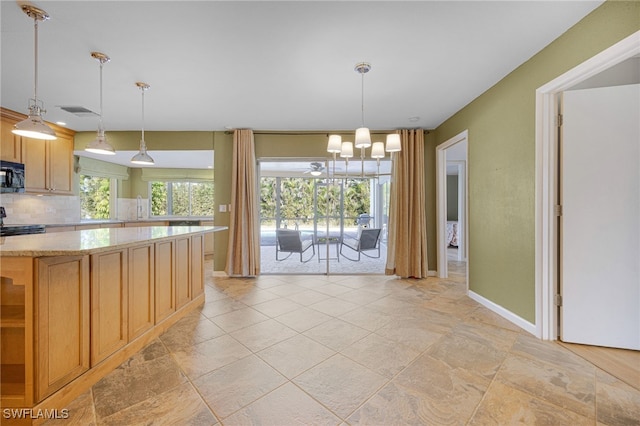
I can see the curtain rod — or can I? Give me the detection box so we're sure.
[225,129,431,135]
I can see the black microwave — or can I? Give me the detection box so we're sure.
[0,161,26,193]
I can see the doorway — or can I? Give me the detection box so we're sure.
[436,130,468,282]
[535,30,640,342]
[258,158,391,274]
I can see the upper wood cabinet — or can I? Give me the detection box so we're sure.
[0,115,22,163]
[22,133,73,195]
[1,107,74,195]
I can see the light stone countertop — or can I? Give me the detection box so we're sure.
[0,226,227,257]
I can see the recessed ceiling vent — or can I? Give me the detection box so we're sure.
[58,105,99,117]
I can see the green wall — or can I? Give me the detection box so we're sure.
[431,1,640,322]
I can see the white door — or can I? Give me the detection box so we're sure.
[561,84,640,350]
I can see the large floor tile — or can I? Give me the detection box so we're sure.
[392,353,490,423]
[250,297,302,317]
[229,319,298,352]
[293,354,387,419]
[595,369,640,425]
[222,383,340,425]
[98,383,217,426]
[303,318,370,351]
[210,306,270,333]
[341,333,420,378]
[469,381,593,425]
[92,341,187,418]
[275,306,332,332]
[256,334,335,379]
[194,355,287,419]
[495,354,596,419]
[159,312,225,352]
[171,334,251,379]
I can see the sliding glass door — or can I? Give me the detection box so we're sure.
[259,159,389,275]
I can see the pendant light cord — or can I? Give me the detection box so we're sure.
[360,70,365,127]
[98,61,104,130]
[33,18,39,103]
[140,86,146,148]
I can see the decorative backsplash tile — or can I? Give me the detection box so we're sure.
[0,193,82,224]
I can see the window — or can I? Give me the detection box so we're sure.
[79,175,114,219]
[150,181,214,217]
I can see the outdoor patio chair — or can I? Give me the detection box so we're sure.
[275,229,315,262]
[340,228,381,261]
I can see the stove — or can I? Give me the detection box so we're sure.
[0,224,46,237]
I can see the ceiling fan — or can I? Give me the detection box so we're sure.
[304,162,325,176]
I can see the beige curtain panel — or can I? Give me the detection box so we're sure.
[385,129,429,278]
[225,129,261,277]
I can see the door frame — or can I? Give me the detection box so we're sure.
[535,30,640,340]
[436,130,469,280]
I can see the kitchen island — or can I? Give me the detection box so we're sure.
[0,225,226,423]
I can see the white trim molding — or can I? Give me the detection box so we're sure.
[469,290,537,336]
[435,130,468,280]
[535,30,640,340]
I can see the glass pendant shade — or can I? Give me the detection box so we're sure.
[340,141,354,158]
[386,134,401,152]
[327,134,342,153]
[354,127,371,148]
[371,141,385,159]
[13,106,56,140]
[13,5,56,141]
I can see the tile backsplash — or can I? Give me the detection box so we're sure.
[0,193,81,224]
[117,198,149,221]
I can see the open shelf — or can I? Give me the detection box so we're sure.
[0,364,25,396]
[0,305,26,327]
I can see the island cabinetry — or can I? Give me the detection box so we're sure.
[154,240,176,323]
[0,257,34,408]
[35,255,90,402]
[191,234,205,298]
[128,244,155,340]
[90,250,128,366]
[175,237,192,310]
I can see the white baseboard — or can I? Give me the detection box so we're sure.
[468,290,537,336]
[428,270,438,277]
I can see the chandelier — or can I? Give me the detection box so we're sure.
[327,62,401,177]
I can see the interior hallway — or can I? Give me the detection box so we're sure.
[43,259,639,425]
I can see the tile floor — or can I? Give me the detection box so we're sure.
[43,259,639,425]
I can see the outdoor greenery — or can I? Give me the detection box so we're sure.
[79,175,110,219]
[259,177,371,227]
[151,181,214,216]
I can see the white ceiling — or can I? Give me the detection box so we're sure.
[1,0,604,136]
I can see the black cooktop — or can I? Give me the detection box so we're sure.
[0,224,46,237]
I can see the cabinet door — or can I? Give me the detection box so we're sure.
[191,234,205,298]
[128,244,155,340]
[48,135,73,194]
[175,237,191,309]
[155,240,175,323]
[91,250,128,365]
[36,256,89,402]
[21,136,48,193]
[0,117,22,163]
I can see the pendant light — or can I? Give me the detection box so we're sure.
[131,82,155,165]
[12,5,56,140]
[85,52,115,155]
